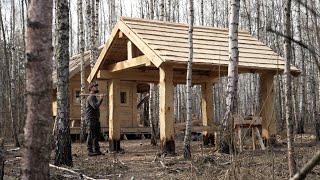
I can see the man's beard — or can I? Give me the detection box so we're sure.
[94,90,99,93]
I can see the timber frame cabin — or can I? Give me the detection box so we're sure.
[88,17,300,154]
[52,47,152,136]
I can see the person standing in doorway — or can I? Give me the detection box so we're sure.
[86,83,105,156]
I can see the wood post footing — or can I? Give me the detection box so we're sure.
[203,134,215,146]
[109,140,121,152]
[161,139,175,155]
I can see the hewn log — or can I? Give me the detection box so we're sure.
[159,65,175,154]
[201,81,215,146]
[261,73,276,143]
[108,79,121,152]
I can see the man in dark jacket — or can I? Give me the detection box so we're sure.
[86,83,104,156]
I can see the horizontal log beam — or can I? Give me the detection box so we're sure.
[97,70,217,84]
[107,55,151,72]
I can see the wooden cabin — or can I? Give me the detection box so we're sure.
[52,48,151,135]
[87,17,300,154]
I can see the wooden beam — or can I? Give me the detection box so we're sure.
[107,55,150,72]
[118,31,125,39]
[87,22,121,83]
[118,20,163,67]
[127,40,134,59]
[97,69,216,84]
[261,73,276,143]
[159,65,175,154]
[108,79,121,152]
[201,81,215,146]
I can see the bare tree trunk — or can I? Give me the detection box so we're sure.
[79,0,87,143]
[54,0,72,166]
[183,0,194,159]
[200,0,204,26]
[150,0,154,19]
[220,0,241,154]
[283,0,297,177]
[10,0,20,148]
[295,0,305,134]
[149,85,157,146]
[22,0,53,178]
[109,0,116,33]
[160,0,164,21]
[308,0,320,141]
[89,0,96,69]
[86,0,91,50]
[147,0,157,146]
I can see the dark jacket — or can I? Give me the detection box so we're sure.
[85,95,103,121]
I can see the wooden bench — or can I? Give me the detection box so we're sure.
[234,115,266,151]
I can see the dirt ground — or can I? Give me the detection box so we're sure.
[3,132,320,180]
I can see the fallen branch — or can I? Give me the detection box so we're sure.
[159,161,168,168]
[290,151,320,180]
[49,163,100,180]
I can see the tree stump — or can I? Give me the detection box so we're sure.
[0,138,4,180]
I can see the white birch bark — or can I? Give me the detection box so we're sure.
[22,0,53,178]
[294,0,305,134]
[78,0,87,142]
[183,0,194,159]
[283,0,297,176]
[85,0,91,50]
[160,0,164,21]
[10,0,20,147]
[54,0,72,166]
[220,0,240,153]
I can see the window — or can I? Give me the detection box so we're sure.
[120,90,129,106]
[120,92,127,104]
[74,89,81,104]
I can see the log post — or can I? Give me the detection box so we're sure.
[201,81,215,146]
[261,73,276,144]
[159,65,175,154]
[108,79,121,152]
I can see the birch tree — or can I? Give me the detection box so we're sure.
[183,0,194,159]
[79,0,86,142]
[295,0,305,134]
[283,0,297,176]
[10,0,20,148]
[54,0,72,166]
[22,0,53,178]
[160,0,164,21]
[148,0,161,146]
[220,0,241,154]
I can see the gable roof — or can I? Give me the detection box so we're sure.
[88,17,300,83]
[52,46,103,87]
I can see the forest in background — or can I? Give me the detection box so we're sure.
[0,0,319,179]
[1,0,319,144]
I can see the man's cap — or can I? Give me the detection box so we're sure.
[88,83,98,91]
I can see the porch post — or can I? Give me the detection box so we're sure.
[201,81,215,146]
[108,79,121,152]
[159,65,175,154]
[261,73,276,144]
